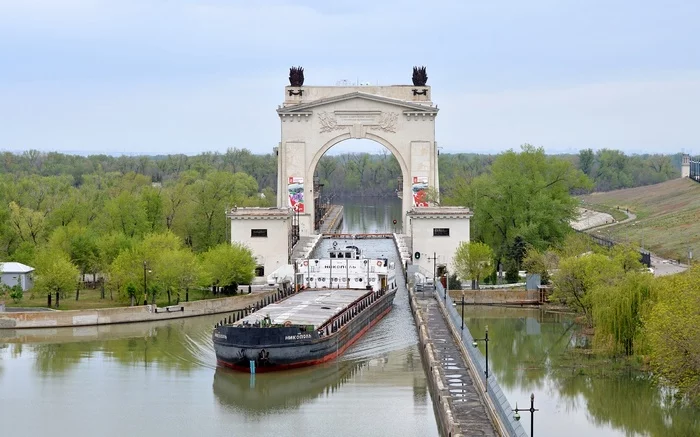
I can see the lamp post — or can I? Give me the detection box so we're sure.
[472,325,489,391]
[460,290,465,331]
[513,393,539,437]
[143,261,148,305]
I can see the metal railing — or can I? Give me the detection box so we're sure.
[434,281,528,437]
[575,229,652,267]
[690,158,700,183]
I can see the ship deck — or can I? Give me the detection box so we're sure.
[236,289,370,329]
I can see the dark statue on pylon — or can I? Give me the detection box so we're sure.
[412,66,428,86]
[289,66,304,87]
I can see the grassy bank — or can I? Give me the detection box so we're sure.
[579,178,700,260]
[2,287,245,311]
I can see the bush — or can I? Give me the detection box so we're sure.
[9,285,23,303]
[448,274,462,290]
[505,260,520,283]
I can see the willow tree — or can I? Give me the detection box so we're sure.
[453,241,494,289]
[590,271,655,355]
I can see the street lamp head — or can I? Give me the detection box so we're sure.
[514,411,521,421]
[472,341,478,348]
[485,325,489,333]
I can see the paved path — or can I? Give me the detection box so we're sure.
[582,208,688,276]
[414,291,499,436]
[318,205,343,233]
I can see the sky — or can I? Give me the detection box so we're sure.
[1,0,699,157]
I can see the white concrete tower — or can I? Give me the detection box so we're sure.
[681,153,690,178]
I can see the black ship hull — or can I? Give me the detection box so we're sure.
[213,288,396,372]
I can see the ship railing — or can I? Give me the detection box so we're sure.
[320,288,387,335]
[214,287,294,328]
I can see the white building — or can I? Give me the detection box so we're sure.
[227,207,292,285]
[1,262,35,291]
[681,153,690,178]
[407,207,472,281]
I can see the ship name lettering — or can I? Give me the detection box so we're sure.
[213,333,227,340]
[285,334,312,340]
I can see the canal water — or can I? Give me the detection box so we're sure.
[463,306,700,437]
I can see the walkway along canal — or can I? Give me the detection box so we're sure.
[410,280,527,437]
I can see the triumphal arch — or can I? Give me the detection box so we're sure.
[229,67,472,283]
[276,66,440,236]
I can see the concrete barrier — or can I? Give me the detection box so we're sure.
[0,291,276,329]
[449,289,538,305]
[408,288,465,437]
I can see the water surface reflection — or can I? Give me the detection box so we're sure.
[463,306,699,437]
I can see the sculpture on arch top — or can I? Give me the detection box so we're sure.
[412,66,428,86]
[289,66,305,87]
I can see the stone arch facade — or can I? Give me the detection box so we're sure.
[277,86,439,236]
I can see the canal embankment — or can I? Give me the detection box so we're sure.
[0,290,279,329]
[448,289,541,306]
[410,286,506,437]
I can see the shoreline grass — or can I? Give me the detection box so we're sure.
[2,287,249,311]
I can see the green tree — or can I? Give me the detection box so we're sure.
[69,229,100,283]
[590,271,655,355]
[578,148,595,177]
[447,145,592,263]
[141,185,165,232]
[33,250,80,299]
[452,241,495,289]
[200,243,256,293]
[153,248,201,305]
[522,247,558,284]
[551,253,618,323]
[643,265,700,405]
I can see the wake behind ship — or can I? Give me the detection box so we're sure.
[213,245,397,372]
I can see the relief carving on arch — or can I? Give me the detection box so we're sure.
[370,112,398,133]
[318,111,398,133]
[318,112,345,133]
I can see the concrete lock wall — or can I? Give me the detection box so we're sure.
[0,292,276,329]
[450,289,537,305]
[408,290,464,437]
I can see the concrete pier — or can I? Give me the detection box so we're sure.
[318,204,343,233]
[410,289,501,437]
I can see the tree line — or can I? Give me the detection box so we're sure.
[1,148,685,200]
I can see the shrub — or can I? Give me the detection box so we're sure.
[9,285,23,303]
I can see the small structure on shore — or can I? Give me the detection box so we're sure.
[1,262,35,291]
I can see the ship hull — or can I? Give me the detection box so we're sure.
[213,289,396,372]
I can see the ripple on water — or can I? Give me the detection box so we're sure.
[314,238,420,362]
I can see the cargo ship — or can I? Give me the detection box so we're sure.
[213,244,397,372]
